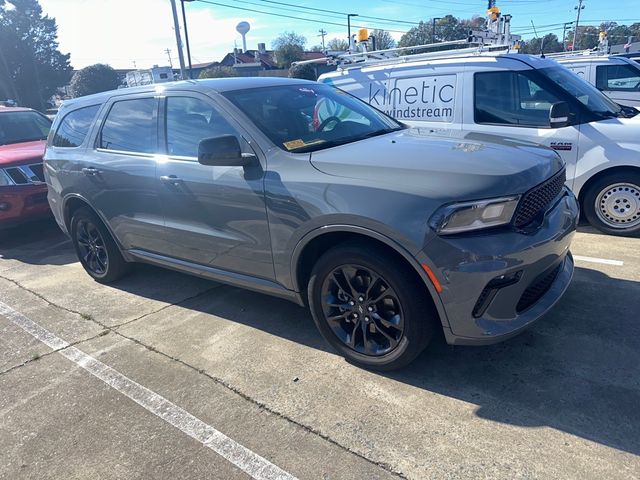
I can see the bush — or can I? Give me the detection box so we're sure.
[199,66,238,79]
[70,64,119,98]
[288,63,317,81]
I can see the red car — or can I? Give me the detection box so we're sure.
[0,107,52,227]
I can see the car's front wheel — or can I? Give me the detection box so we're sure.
[583,171,640,237]
[70,207,130,283]
[308,242,437,371]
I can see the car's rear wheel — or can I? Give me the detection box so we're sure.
[308,242,437,371]
[583,171,640,237]
[70,207,130,283]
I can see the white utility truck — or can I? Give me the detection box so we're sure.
[306,16,640,236]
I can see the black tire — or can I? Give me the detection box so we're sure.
[70,207,131,283]
[583,171,640,237]
[308,242,437,371]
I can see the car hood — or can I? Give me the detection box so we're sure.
[0,140,46,167]
[309,128,563,201]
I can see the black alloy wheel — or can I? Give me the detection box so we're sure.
[76,218,109,276]
[308,242,437,371]
[70,207,131,283]
[321,264,404,356]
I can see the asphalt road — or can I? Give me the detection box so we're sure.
[1,218,638,480]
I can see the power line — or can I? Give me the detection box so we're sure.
[194,0,409,34]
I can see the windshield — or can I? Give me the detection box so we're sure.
[0,111,52,146]
[223,83,403,153]
[538,66,628,118]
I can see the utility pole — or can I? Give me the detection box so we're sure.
[169,0,187,79]
[432,17,441,43]
[347,14,358,51]
[572,0,585,51]
[562,22,573,51]
[164,48,174,69]
[318,29,327,50]
[180,0,194,79]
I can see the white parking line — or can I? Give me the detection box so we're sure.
[0,301,297,480]
[573,255,624,267]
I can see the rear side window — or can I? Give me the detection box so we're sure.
[474,71,561,127]
[595,64,640,92]
[99,98,157,153]
[52,105,100,147]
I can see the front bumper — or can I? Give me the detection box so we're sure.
[419,188,578,345]
[0,184,51,228]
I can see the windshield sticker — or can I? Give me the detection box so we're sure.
[283,139,306,150]
[283,139,326,151]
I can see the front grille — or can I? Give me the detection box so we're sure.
[28,163,45,182]
[516,262,562,313]
[513,168,566,227]
[6,167,28,184]
[4,164,45,185]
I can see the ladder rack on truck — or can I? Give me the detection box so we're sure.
[293,40,513,71]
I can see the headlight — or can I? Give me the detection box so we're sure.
[430,196,520,235]
[0,169,14,186]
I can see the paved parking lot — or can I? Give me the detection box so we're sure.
[1,219,639,479]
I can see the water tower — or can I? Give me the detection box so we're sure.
[236,21,250,53]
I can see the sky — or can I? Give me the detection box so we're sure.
[38,0,640,70]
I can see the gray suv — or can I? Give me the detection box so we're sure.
[44,78,579,370]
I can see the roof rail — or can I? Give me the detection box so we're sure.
[544,49,610,59]
[293,40,513,71]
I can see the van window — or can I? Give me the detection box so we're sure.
[165,97,238,158]
[595,64,640,91]
[99,98,157,153]
[474,71,561,127]
[53,105,100,148]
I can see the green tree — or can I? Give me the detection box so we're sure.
[327,38,349,51]
[371,29,396,50]
[398,21,431,47]
[567,25,600,51]
[70,64,119,98]
[272,31,306,68]
[199,66,238,79]
[398,15,487,48]
[520,34,563,54]
[0,0,72,110]
[288,62,316,81]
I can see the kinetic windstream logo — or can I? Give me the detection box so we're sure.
[367,75,456,121]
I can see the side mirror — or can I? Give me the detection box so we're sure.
[198,135,252,167]
[549,102,570,128]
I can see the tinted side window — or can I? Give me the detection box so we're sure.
[474,71,561,127]
[100,98,157,153]
[595,64,640,91]
[166,96,238,158]
[53,105,100,147]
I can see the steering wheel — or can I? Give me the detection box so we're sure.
[316,116,341,131]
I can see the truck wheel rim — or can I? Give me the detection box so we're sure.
[595,182,640,229]
[320,264,404,357]
[76,220,109,275]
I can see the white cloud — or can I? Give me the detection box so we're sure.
[39,0,259,69]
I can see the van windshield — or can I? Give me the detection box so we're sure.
[539,66,635,119]
[223,83,404,153]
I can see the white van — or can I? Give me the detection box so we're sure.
[552,54,640,108]
[319,51,640,236]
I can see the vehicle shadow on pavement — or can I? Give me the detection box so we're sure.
[109,262,640,457]
[0,218,75,266]
[387,265,640,457]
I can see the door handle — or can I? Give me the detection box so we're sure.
[81,167,101,176]
[160,175,182,186]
